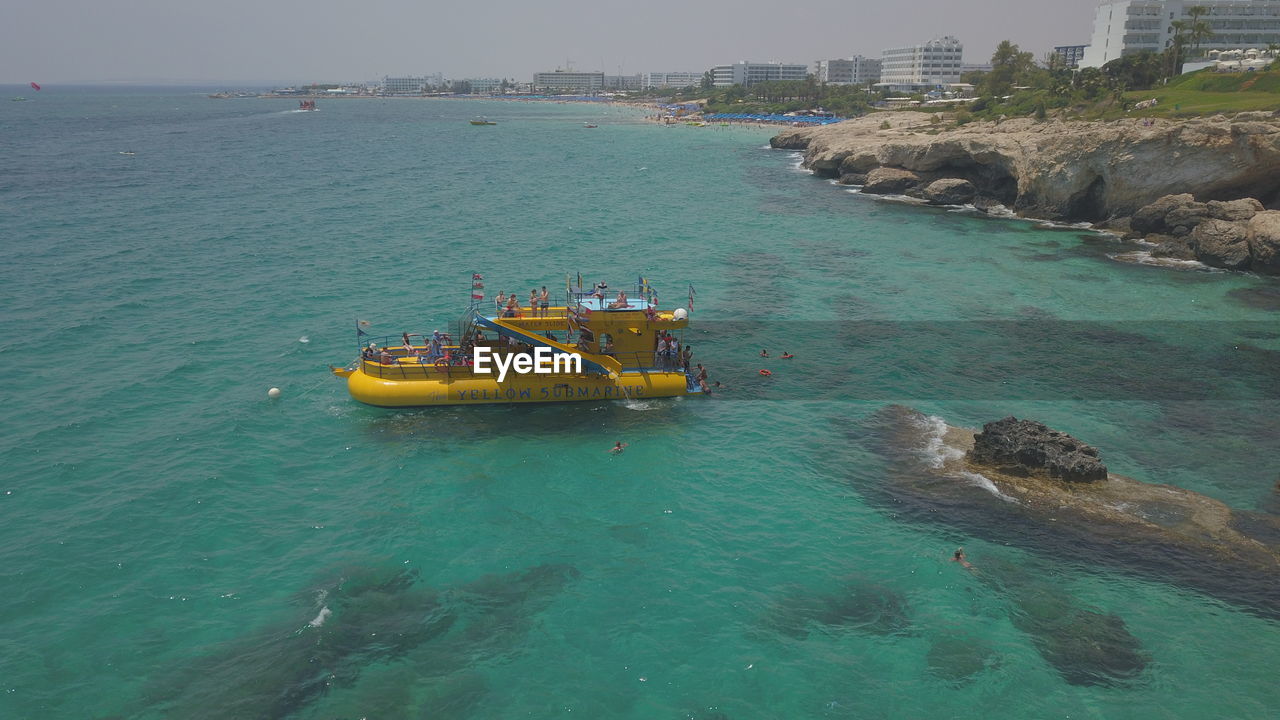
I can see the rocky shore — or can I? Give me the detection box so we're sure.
[771,112,1280,274]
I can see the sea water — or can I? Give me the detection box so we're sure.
[1,88,1278,718]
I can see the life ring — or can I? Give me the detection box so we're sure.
[759,369,772,376]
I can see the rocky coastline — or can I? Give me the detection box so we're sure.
[771,111,1280,274]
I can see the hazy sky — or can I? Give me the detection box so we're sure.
[3,0,1096,84]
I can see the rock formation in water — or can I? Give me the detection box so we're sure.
[140,562,581,719]
[976,556,1149,687]
[969,416,1108,482]
[865,405,1280,621]
[771,112,1280,274]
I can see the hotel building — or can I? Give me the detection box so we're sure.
[1081,0,1280,68]
[643,71,704,88]
[879,36,964,90]
[709,61,809,87]
[814,56,883,85]
[532,70,606,93]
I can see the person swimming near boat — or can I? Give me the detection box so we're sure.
[760,349,769,358]
[951,548,974,570]
[696,363,709,393]
[608,441,628,454]
[781,352,794,359]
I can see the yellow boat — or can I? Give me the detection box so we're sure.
[333,276,703,407]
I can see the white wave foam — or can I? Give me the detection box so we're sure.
[308,606,331,627]
[787,152,809,173]
[1108,250,1213,271]
[873,193,928,206]
[623,398,659,411]
[912,414,1017,503]
[956,470,1017,503]
[298,335,309,344]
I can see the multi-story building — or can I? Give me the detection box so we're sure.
[382,75,443,95]
[1081,0,1280,68]
[465,78,505,94]
[643,71,704,88]
[1053,45,1090,68]
[709,61,809,87]
[533,70,605,93]
[604,74,644,91]
[814,56,882,85]
[879,36,964,90]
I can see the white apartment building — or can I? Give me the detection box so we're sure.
[709,61,809,87]
[815,56,883,85]
[879,36,964,89]
[643,71,704,88]
[533,70,606,93]
[604,74,644,91]
[382,75,443,94]
[1081,0,1280,68]
[466,78,504,94]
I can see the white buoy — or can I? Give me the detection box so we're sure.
[268,387,281,399]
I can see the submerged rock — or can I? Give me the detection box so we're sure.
[766,578,912,639]
[925,633,1000,685]
[968,416,1107,482]
[863,406,1280,621]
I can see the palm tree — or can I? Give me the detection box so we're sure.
[1184,6,1214,60]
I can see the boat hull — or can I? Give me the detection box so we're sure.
[346,368,694,407]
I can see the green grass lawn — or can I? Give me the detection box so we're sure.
[1121,69,1280,117]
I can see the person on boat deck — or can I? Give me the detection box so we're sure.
[645,304,657,321]
[505,295,519,318]
[495,291,507,313]
[529,289,539,316]
[602,336,615,356]
[681,345,693,372]
[362,343,377,361]
[655,335,668,368]
[608,290,629,309]
[402,333,417,356]
[593,281,608,302]
[379,348,394,365]
[540,286,550,316]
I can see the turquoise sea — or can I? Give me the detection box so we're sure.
[2,88,1278,719]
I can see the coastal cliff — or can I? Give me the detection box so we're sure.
[772,112,1280,272]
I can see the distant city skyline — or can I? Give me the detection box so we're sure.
[2,0,1094,84]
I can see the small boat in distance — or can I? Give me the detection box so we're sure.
[298,99,317,111]
[470,117,498,125]
[11,97,28,102]
[583,122,598,128]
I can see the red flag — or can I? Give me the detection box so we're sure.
[472,273,483,279]
[30,82,41,91]
[471,293,484,300]
[472,282,484,289]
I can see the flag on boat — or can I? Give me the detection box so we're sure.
[30,82,41,91]
[471,292,484,300]
[472,281,484,289]
[472,273,483,280]
[687,284,696,311]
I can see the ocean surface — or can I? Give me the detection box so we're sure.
[2,87,1278,719]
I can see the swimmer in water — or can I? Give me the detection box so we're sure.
[608,441,629,454]
[781,352,794,359]
[951,547,973,570]
[759,349,769,358]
